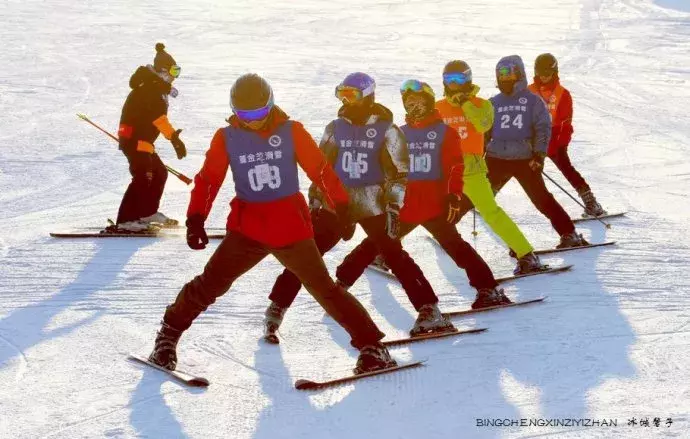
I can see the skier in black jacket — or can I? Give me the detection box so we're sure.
[113,43,186,232]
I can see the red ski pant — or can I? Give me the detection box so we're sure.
[163,231,385,349]
[548,147,590,193]
[336,215,498,292]
[269,211,439,312]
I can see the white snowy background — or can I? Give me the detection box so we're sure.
[1,0,689,438]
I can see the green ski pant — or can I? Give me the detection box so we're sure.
[461,155,534,258]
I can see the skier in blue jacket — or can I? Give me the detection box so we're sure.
[456,55,588,248]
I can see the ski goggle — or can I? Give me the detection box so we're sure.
[169,65,181,78]
[335,83,375,104]
[536,66,556,77]
[233,96,274,122]
[399,79,435,97]
[442,71,472,86]
[497,64,519,81]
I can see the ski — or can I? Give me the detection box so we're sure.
[295,360,426,390]
[50,230,226,239]
[369,259,572,284]
[443,297,546,318]
[128,354,209,387]
[572,212,626,223]
[382,327,487,347]
[496,264,573,283]
[534,241,616,255]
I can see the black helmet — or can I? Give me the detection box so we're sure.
[230,73,273,111]
[535,53,558,76]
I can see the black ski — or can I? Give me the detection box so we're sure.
[50,230,226,239]
[572,212,626,223]
[295,360,426,390]
[128,354,209,387]
[534,241,616,255]
[382,327,487,347]
[496,264,573,283]
[369,259,572,284]
[443,297,546,318]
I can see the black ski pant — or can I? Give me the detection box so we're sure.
[337,215,498,292]
[456,157,575,237]
[548,147,589,193]
[163,231,385,350]
[269,210,439,312]
[116,150,167,224]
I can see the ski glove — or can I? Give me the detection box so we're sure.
[385,203,401,239]
[171,129,187,160]
[335,203,356,241]
[529,152,546,172]
[445,194,462,224]
[186,214,208,250]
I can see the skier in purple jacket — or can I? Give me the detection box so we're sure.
[464,55,588,248]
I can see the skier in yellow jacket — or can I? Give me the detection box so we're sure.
[435,60,544,274]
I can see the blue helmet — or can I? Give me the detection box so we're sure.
[338,72,376,98]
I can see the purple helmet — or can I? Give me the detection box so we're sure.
[339,72,376,98]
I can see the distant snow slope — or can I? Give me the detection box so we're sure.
[1,0,688,438]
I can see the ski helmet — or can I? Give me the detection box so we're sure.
[230,73,273,112]
[335,72,376,104]
[442,60,473,95]
[400,79,435,119]
[535,53,558,76]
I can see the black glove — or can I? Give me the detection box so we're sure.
[186,214,208,250]
[335,203,356,241]
[171,129,186,160]
[529,152,546,172]
[385,204,400,239]
[445,194,462,224]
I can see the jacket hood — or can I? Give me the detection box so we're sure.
[496,55,528,94]
[129,65,172,94]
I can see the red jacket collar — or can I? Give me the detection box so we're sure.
[533,74,561,91]
[405,109,443,128]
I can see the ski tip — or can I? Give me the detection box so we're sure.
[295,379,318,390]
[187,377,210,387]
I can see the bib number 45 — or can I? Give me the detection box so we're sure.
[342,151,369,179]
[248,163,281,191]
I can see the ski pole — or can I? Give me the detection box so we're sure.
[76,113,193,185]
[542,170,611,229]
[472,208,478,236]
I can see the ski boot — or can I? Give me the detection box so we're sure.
[105,219,160,234]
[148,321,183,371]
[263,301,286,344]
[578,188,607,218]
[513,252,546,275]
[556,231,590,249]
[409,303,456,337]
[471,287,512,309]
[141,212,179,227]
[354,342,397,375]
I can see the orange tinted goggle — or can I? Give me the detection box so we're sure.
[335,85,364,104]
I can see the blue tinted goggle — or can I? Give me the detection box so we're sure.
[233,97,274,122]
[443,72,471,85]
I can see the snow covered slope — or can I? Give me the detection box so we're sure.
[1,0,689,437]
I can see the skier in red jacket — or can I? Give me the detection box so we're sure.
[147,74,396,375]
[529,53,607,217]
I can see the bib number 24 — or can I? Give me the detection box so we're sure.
[500,114,523,129]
